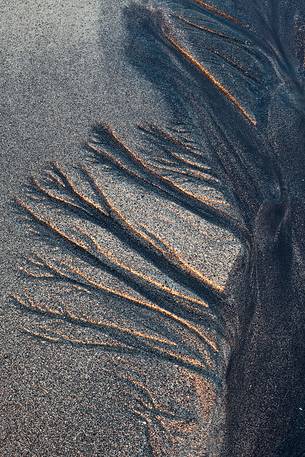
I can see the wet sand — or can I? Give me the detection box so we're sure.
[2,1,305,456]
[0,1,239,455]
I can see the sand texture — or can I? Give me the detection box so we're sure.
[2,1,305,456]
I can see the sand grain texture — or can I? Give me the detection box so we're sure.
[2,1,305,456]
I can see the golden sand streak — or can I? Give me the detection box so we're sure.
[88,129,250,241]
[142,223,224,295]
[52,163,108,216]
[170,153,211,173]
[110,128,227,205]
[87,141,222,217]
[19,267,54,279]
[46,170,66,188]
[57,235,218,353]
[205,46,259,83]
[16,198,93,252]
[186,371,216,421]
[164,33,256,126]
[23,327,126,350]
[122,375,191,429]
[140,125,218,176]
[19,176,226,298]
[113,191,220,292]
[74,249,207,309]
[175,14,244,44]
[27,256,162,309]
[153,157,173,166]
[87,142,146,185]
[74,220,208,308]
[142,125,200,154]
[193,0,241,24]
[124,375,168,413]
[88,186,224,296]
[80,167,225,298]
[23,328,60,343]
[25,324,206,372]
[154,163,216,184]
[15,292,175,346]
[92,127,232,215]
[31,177,89,215]
[18,196,214,308]
[29,254,217,353]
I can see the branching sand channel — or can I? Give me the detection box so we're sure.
[14,1,305,456]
